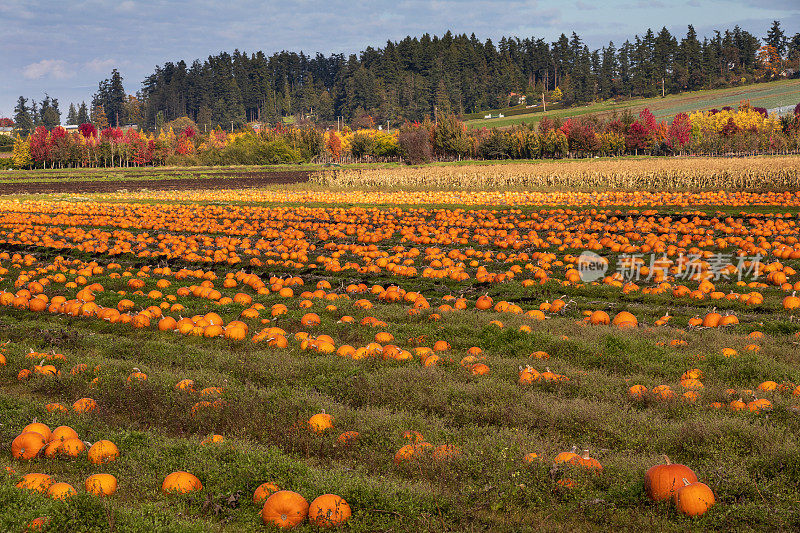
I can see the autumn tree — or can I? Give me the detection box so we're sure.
[757,45,782,79]
[92,106,110,129]
[326,131,342,160]
[12,136,31,168]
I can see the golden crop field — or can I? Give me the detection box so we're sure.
[312,156,800,191]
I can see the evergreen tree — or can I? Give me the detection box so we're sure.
[76,102,89,125]
[93,70,127,126]
[39,95,61,129]
[66,103,78,126]
[600,42,618,99]
[30,100,40,127]
[789,33,800,63]
[677,26,704,90]
[765,20,787,58]
[13,96,34,136]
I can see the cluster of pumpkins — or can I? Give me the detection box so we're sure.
[393,430,461,465]
[645,456,715,516]
[10,422,120,501]
[161,472,351,528]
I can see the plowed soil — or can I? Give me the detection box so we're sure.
[0,170,310,194]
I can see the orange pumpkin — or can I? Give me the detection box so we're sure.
[644,455,698,501]
[261,490,309,529]
[162,471,203,494]
[308,494,352,528]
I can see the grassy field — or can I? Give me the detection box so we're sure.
[1,162,800,531]
[465,78,800,129]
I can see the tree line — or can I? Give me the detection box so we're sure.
[8,21,800,135]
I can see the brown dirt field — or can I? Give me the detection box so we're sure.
[0,170,310,194]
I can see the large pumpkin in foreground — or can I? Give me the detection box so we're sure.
[644,455,698,501]
[675,478,715,516]
[261,490,309,529]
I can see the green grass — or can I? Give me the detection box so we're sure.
[465,78,800,129]
[1,195,800,531]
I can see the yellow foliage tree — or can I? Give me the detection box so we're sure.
[12,136,31,168]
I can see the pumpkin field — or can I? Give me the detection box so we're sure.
[2,156,800,531]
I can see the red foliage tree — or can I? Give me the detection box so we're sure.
[721,117,740,136]
[0,117,13,127]
[29,126,51,163]
[667,113,692,149]
[639,108,658,135]
[78,123,97,138]
[625,121,650,151]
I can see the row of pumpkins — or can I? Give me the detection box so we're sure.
[9,420,351,528]
[10,418,715,524]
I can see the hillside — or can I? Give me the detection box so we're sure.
[465,78,800,129]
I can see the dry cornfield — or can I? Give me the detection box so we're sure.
[311,156,800,191]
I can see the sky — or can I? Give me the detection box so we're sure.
[1,0,798,119]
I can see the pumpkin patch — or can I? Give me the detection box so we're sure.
[1,162,800,530]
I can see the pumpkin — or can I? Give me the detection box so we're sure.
[588,310,610,325]
[47,482,77,500]
[85,473,118,496]
[612,311,637,328]
[88,440,120,464]
[629,384,647,398]
[475,295,493,310]
[308,412,334,433]
[783,291,800,310]
[17,473,52,493]
[337,430,360,446]
[162,471,203,494]
[51,425,79,442]
[261,490,309,529]
[569,451,603,472]
[253,482,280,504]
[432,444,461,461]
[11,432,47,460]
[26,517,49,531]
[200,434,224,445]
[554,447,579,464]
[73,397,97,413]
[674,478,715,516]
[22,422,51,442]
[644,455,698,501]
[43,440,63,458]
[308,494,352,528]
[60,437,86,458]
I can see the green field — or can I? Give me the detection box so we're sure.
[466,79,800,129]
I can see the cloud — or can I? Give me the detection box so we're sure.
[22,59,73,80]
[117,1,136,12]
[85,58,117,73]
[576,1,598,9]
